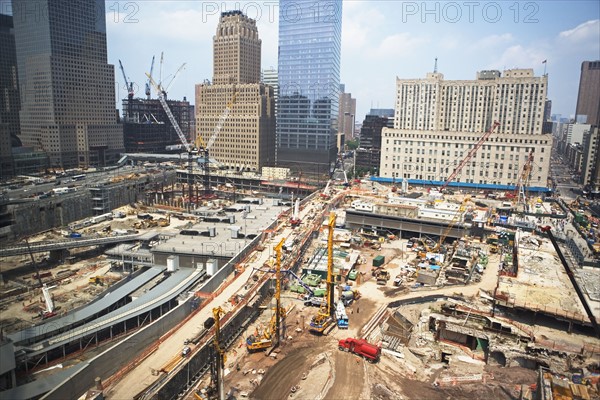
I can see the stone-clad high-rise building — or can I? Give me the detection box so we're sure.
[380,69,552,188]
[277,0,343,178]
[12,0,124,168]
[195,11,275,172]
[0,14,20,179]
[575,61,600,127]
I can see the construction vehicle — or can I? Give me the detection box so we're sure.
[439,120,500,193]
[290,197,301,227]
[487,234,499,254]
[338,337,381,363]
[376,269,390,285]
[340,289,360,306]
[393,275,404,287]
[335,301,349,329]
[246,239,286,351]
[309,212,337,335]
[89,276,105,285]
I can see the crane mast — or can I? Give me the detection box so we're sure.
[212,307,226,400]
[274,238,284,346]
[440,121,500,192]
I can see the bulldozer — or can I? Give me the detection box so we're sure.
[376,269,390,285]
[89,276,105,285]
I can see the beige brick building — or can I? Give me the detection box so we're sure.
[381,69,553,188]
[195,11,275,172]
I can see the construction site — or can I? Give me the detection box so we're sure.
[1,88,600,400]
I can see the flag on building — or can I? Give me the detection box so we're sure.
[542,60,547,64]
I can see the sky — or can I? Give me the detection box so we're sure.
[25,1,600,122]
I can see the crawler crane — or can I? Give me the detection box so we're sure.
[309,212,337,334]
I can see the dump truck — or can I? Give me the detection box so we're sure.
[338,337,381,362]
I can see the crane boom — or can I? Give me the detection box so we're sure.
[118,59,134,97]
[164,62,187,95]
[207,92,237,150]
[440,121,500,192]
[145,55,155,98]
[146,73,190,152]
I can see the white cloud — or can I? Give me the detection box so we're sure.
[492,45,547,71]
[470,33,514,50]
[558,19,600,42]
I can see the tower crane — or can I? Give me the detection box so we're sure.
[309,212,337,335]
[118,60,135,122]
[439,121,500,193]
[145,55,155,99]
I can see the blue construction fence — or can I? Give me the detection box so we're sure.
[368,177,552,194]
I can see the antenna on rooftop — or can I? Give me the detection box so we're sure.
[434,57,438,73]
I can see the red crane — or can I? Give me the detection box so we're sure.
[440,121,500,192]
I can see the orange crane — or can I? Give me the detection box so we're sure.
[440,121,500,192]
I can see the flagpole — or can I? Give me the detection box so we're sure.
[543,60,547,76]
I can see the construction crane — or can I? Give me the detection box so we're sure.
[246,238,287,351]
[25,239,56,319]
[439,120,500,193]
[434,197,471,253]
[201,91,237,198]
[309,212,336,334]
[145,55,155,99]
[119,60,135,122]
[290,194,301,227]
[211,306,226,400]
[513,149,534,212]
[146,67,198,209]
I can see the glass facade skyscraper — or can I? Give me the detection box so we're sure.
[12,0,123,168]
[277,0,342,177]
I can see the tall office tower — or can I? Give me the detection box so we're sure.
[0,14,20,179]
[261,68,278,116]
[277,0,343,178]
[12,0,124,169]
[581,127,599,193]
[338,85,356,149]
[381,69,552,188]
[575,61,600,126]
[196,11,275,172]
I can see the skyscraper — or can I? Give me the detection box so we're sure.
[338,84,356,148]
[12,0,124,169]
[277,0,343,178]
[575,61,600,126]
[0,14,20,179]
[196,11,275,172]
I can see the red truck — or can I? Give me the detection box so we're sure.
[338,337,381,363]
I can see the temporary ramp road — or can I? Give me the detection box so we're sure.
[0,234,148,257]
[18,268,202,356]
[9,267,165,345]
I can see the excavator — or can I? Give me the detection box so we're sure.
[309,212,336,335]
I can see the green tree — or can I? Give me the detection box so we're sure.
[345,139,359,150]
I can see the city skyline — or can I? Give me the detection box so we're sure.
[87,0,600,122]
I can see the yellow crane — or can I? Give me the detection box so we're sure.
[309,212,336,334]
[212,307,225,400]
